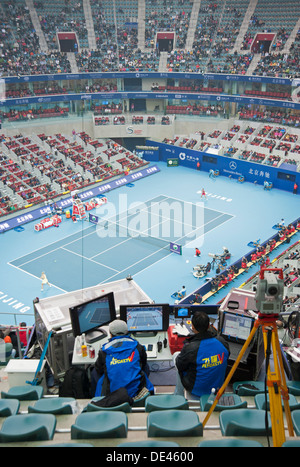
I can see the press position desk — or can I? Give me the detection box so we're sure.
[72,327,174,370]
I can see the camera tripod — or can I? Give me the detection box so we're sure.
[202,312,295,447]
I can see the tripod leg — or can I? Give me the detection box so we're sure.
[202,323,258,427]
[272,327,294,438]
[262,323,294,446]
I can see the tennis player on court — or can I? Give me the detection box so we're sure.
[40,271,51,291]
[201,188,207,200]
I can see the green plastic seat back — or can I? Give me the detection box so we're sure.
[198,439,264,447]
[28,397,76,414]
[147,409,203,437]
[287,381,300,396]
[42,443,94,447]
[232,380,265,396]
[118,440,180,447]
[87,397,132,413]
[0,399,20,417]
[282,439,300,447]
[71,411,128,439]
[200,393,247,411]
[1,384,44,400]
[254,393,300,411]
[145,394,189,412]
[219,409,272,436]
[132,392,150,407]
[0,414,56,442]
[291,409,300,435]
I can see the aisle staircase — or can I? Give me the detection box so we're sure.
[83,0,97,51]
[25,0,48,53]
[185,0,202,51]
[137,0,146,52]
[158,52,168,72]
[232,0,259,53]
[67,52,79,73]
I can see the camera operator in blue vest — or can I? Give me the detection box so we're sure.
[173,311,230,398]
[91,320,154,399]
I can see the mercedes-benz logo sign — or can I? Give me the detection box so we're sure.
[229,161,237,170]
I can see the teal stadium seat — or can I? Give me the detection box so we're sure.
[28,397,76,414]
[200,393,247,411]
[145,394,189,412]
[0,414,56,442]
[0,399,20,417]
[71,411,128,439]
[132,391,150,407]
[219,409,272,437]
[118,440,180,447]
[1,384,44,400]
[254,393,300,411]
[233,380,265,396]
[86,397,132,413]
[43,443,94,447]
[282,440,300,447]
[147,410,203,437]
[198,439,264,447]
[291,410,300,435]
[287,381,300,396]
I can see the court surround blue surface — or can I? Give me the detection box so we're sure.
[1,161,299,325]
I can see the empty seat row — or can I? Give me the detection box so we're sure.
[2,407,300,443]
[2,383,300,445]
[3,381,300,409]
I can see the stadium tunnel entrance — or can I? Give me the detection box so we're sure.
[57,32,78,52]
[156,32,175,52]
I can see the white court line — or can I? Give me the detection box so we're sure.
[11,245,64,268]
[132,212,236,281]
[100,211,231,284]
[89,197,227,260]
[90,217,172,260]
[8,262,67,293]
[14,207,228,271]
[162,192,235,217]
[61,247,120,272]
[9,194,201,266]
[7,194,235,291]
[8,196,169,266]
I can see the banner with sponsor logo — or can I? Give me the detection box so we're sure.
[146,140,300,193]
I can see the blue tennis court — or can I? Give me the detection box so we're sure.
[8,194,233,292]
[1,161,299,326]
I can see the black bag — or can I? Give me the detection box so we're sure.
[91,387,133,408]
[59,366,91,399]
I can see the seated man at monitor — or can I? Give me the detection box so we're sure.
[173,311,230,398]
[91,320,154,399]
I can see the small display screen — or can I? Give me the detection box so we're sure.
[69,292,116,337]
[221,313,254,342]
[120,303,169,333]
[174,306,191,319]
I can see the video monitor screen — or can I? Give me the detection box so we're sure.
[69,292,116,337]
[174,306,191,319]
[119,303,169,333]
[221,312,254,342]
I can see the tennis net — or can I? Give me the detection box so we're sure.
[96,218,174,251]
